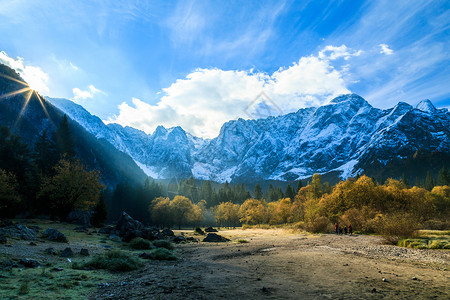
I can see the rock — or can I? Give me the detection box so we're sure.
[80,248,89,256]
[98,226,113,234]
[19,258,40,268]
[186,237,198,243]
[0,235,6,244]
[60,247,73,257]
[45,247,57,255]
[202,233,230,243]
[52,267,64,272]
[0,224,37,240]
[66,210,91,226]
[43,228,68,243]
[109,234,121,242]
[74,226,88,233]
[371,288,377,293]
[161,228,174,237]
[173,235,186,243]
[412,277,418,280]
[382,278,388,282]
[204,227,218,233]
[115,212,144,237]
[29,242,37,246]
[194,228,205,235]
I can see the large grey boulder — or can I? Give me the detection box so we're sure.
[202,233,230,243]
[43,228,68,243]
[66,210,91,226]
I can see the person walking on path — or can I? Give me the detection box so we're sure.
[335,223,339,234]
[348,224,353,235]
[344,225,348,235]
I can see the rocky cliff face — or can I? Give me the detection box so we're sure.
[49,94,450,182]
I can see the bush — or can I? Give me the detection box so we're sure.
[142,248,177,261]
[378,213,419,244]
[129,237,153,250]
[75,250,143,272]
[152,240,174,250]
[305,216,332,233]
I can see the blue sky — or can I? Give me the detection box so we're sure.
[0,0,449,138]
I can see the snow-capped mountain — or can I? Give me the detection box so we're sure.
[48,94,450,183]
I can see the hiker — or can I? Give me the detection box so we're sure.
[339,227,343,235]
[344,225,348,235]
[348,224,353,235]
[335,223,339,234]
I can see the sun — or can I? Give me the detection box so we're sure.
[0,73,52,127]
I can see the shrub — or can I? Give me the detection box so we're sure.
[129,237,153,250]
[378,213,419,244]
[18,280,29,295]
[305,216,332,233]
[75,250,143,272]
[143,248,177,261]
[152,240,174,250]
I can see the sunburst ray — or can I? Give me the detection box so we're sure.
[0,73,29,86]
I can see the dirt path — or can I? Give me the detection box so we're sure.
[91,229,450,299]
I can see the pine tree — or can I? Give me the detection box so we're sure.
[285,184,295,199]
[53,115,76,160]
[401,173,409,187]
[424,171,435,191]
[35,129,57,176]
[254,183,263,200]
[91,193,108,227]
[437,167,449,186]
[296,180,303,193]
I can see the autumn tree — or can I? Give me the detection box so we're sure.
[214,201,240,227]
[170,195,195,229]
[0,169,22,218]
[150,197,172,227]
[239,198,267,225]
[38,159,103,220]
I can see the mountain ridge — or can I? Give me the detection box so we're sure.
[48,94,450,183]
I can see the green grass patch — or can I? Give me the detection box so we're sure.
[74,250,144,272]
[235,239,249,243]
[152,240,174,250]
[398,231,450,250]
[142,248,177,261]
[129,237,153,250]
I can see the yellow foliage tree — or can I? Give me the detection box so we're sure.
[239,198,267,225]
[0,169,21,218]
[214,201,240,227]
[150,197,172,227]
[38,159,103,220]
[170,195,195,229]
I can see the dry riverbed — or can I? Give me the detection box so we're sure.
[92,228,450,299]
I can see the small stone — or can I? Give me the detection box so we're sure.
[19,258,40,268]
[80,248,89,256]
[371,288,377,293]
[52,267,64,272]
[60,247,73,257]
[29,242,37,246]
[382,278,388,282]
[412,277,418,280]
[45,247,57,255]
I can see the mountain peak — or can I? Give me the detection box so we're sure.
[415,99,436,114]
[329,94,368,105]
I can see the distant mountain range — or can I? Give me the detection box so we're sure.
[0,63,147,188]
[48,93,450,184]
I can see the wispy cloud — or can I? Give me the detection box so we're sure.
[73,85,105,101]
[379,44,393,55]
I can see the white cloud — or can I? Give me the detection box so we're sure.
[0,51,49,94]
[379,44,394,55]
[108,45,355,138]
[69,62,79,71]
[72,85,105,100]
[318,45,362,60]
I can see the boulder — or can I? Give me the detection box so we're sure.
[98,226,114,234]
[66,210,91,226]
[186,237,199,243]
[45,247,57,255]
[202,233,230,243]
[0,224,37,240]
[74,226,89,233]
[80,248,90,256]
[115,212,144,237]
[173,235,186,243]
[43,228,68,243]
[204,227,218,233]
[161,228,174,237]
[60,247,73,257]
[19,258,40,268]
[194,228,205,235]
